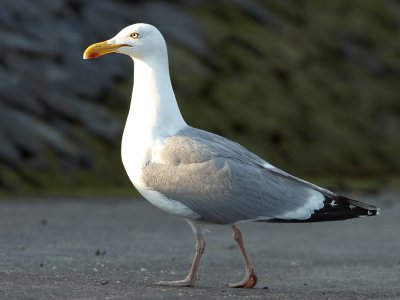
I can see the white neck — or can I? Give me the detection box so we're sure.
[126,54,187,139]
[121,53,187,184]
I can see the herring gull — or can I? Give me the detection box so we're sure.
[83,23,379,288]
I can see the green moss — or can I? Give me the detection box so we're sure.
[3,1,400,196]
[178,0,400,179]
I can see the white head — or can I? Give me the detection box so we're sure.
[83,23,167,61]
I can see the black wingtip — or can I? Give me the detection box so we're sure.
[267,194,379,223]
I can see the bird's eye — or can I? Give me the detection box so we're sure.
[130,32,139,39]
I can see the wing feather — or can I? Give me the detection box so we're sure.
[142,127,326,224]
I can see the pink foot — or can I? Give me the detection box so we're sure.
[156,278,195,287]
[229,269,258,288]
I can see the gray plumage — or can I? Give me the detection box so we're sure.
[142,127,330,224]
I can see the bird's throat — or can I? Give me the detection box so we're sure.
[128,57,186,138]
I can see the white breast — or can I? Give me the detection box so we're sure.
[121,131,199,219]
[120,51,190,218]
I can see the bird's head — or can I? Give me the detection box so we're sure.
[83,23,167,60]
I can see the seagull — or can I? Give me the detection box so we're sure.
[83,23,379,288]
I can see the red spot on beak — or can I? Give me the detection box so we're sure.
[89,52,99,58]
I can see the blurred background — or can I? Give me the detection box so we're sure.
[0,0,399,197]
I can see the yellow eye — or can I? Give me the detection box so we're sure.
[130,32,139,39]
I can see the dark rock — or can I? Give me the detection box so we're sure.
[0,133,21,167]
[95,249,106,256]
[1,0,398,191]
[233,0,273,25]
[0,0,208,189]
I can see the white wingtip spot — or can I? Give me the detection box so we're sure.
[367,210,373,216]
[349,204,356,209]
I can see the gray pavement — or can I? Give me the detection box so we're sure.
[0,192,399,299]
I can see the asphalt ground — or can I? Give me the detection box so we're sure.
[0,192,399,299]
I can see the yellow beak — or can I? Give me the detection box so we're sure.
[83,41,129,59]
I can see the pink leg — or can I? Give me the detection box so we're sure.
[229,225,258,288]
[156,219,205,286]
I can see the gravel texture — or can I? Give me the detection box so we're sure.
[0,193,399,299]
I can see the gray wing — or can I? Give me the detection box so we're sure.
[142,127,331,224]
